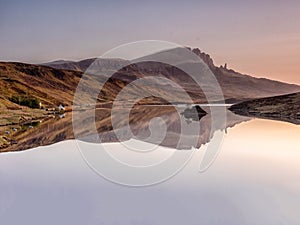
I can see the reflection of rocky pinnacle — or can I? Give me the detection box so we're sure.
[72,40,226,186]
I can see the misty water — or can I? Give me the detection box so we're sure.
[0,116,299,225]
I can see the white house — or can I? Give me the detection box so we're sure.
[58,104,65,111]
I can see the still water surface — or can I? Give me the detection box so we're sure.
[0,118,299,225]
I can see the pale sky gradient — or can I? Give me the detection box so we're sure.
[0,0,300,84]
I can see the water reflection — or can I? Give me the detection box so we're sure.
[0,106,250,152]
[0,119,299,225]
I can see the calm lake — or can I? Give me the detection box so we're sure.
[0,115,299,225]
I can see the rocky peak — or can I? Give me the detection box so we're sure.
[191,48,215,69]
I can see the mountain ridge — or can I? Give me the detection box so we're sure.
[42,47,300,102]
[1,47,300,111]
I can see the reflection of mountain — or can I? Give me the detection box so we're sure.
[229,92,300,125]
[1,106,250,152]
[95,106,250,150]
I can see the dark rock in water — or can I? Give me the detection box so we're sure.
[181,105,207,121]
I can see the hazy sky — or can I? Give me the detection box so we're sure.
[1,0,300,84]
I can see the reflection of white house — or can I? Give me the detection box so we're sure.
[58,104,65,111]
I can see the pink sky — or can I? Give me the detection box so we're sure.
[1,0,299,84]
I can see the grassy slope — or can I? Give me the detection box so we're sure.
[0,62,82,108]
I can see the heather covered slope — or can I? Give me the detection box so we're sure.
[0,62,149,109]
[0,62,82,108]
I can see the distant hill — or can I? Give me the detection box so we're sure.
[0,62,82,108]
[229,92,300,124]
[43,47,300,102]
[43,58,127,72]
